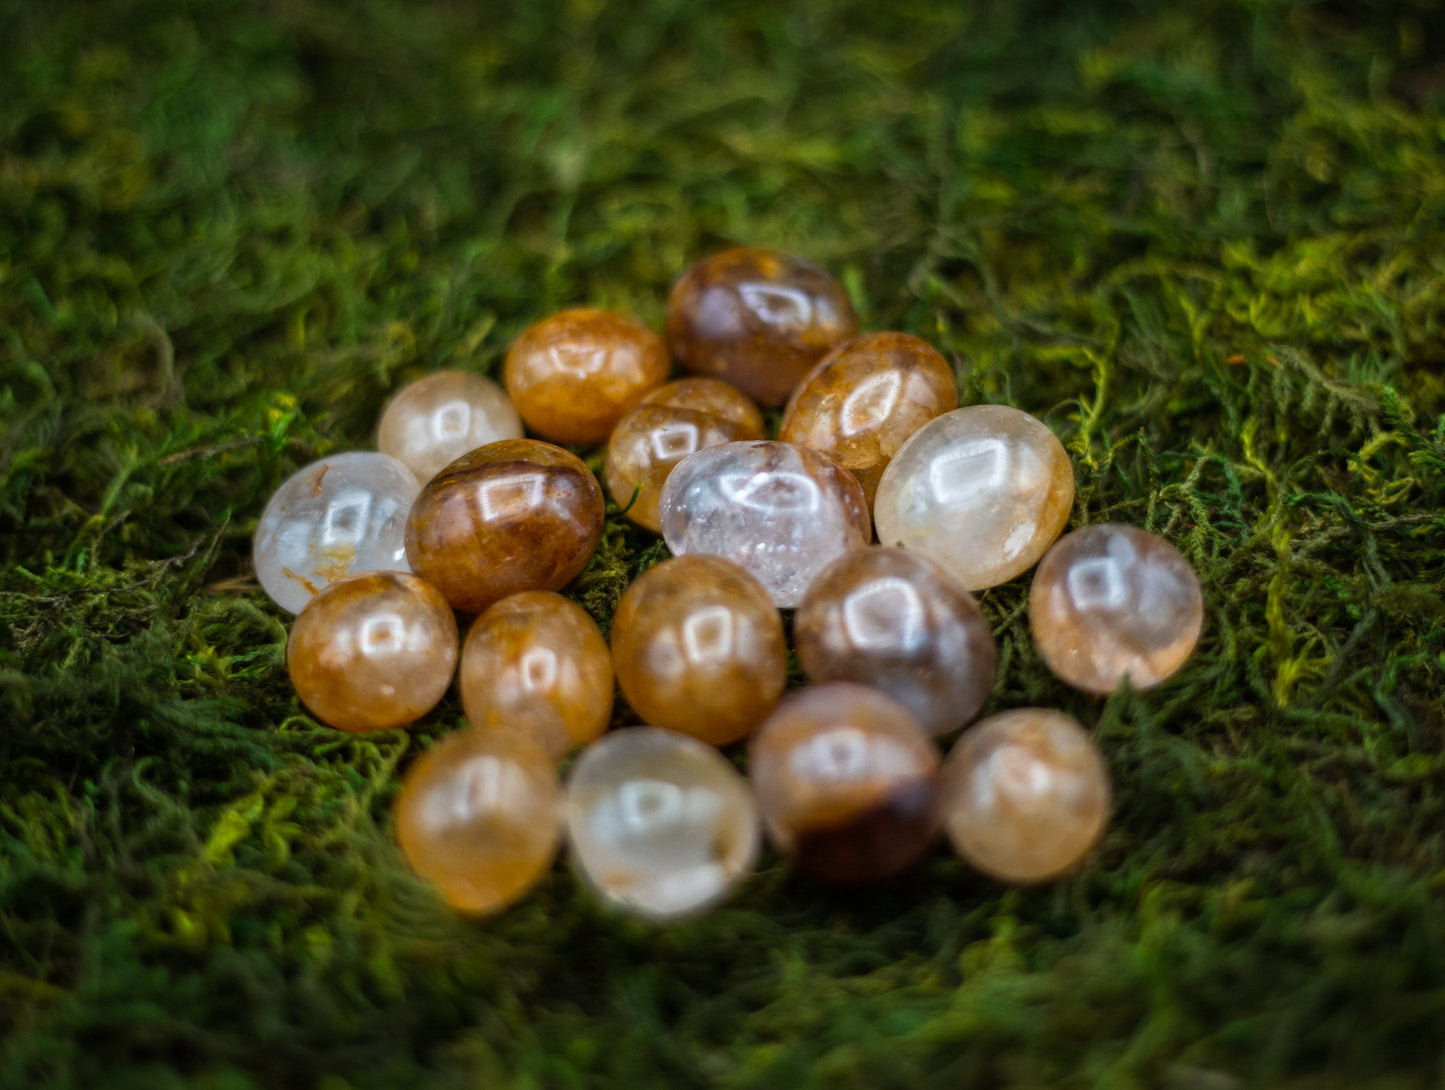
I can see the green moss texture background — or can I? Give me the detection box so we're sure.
[3,0,1445,1086]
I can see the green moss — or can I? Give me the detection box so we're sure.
[2,0,1444,1085]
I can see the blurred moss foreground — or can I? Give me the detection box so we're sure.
[3,0,1444,1086]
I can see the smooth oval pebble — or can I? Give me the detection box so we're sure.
[780,332,957,509]
[659,440,871,608]
[377,370,523,481]
[749,683,941,885]
[794,547,996,735]
[254,451,421,615]
[460,591,614,761]
[288,571,458,732]
[566,727,761,920]
[874,405,1074,590]
[1029,523,1204,693]
[941,708,1109,884]
[395,729,563,915]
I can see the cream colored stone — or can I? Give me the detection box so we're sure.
[377,370,523,481]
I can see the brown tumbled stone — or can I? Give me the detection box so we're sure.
[504,308,670,446]
[460,591,614,761]
[404,439,604,614]
[604,377,764,533]
[665,247,858,406]
[780,332,957,508]
[749,683,941,885]
[610,555,786,746]
[287,571,458,732]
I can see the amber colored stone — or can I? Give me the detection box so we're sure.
[665,247,858,406]
[610,555,786,746]
[874,405,1075,590]
[503,308,670,446]
[404,439,605,614]
[1029,523,1204,694]
[394,728,562,915]
[604,377,765,533]
[459,591,614,761]
[794,547,996,736]
[749,683,941,884]
[780,333,956,508]
[287,571,458,732]
[941,709,1109,883]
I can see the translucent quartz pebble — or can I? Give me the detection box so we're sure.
[780,332,956,509]
[749,683,941,885]
[941,708,1109,883]
[405,439,605,613]
[377,370,523,481]
[794,547,996,736]
[1029,523,1203,694]
[460,591,614,761]
[288,571,459,732]
[666,247,858,406]
[605,377,764,533]
[659,440,871,608]
[395,729,563,915]
[504,308,670,446]
[565,727,761,919]
[610,555,786,746]
[254,451,421,615]
[874,405,1074,590]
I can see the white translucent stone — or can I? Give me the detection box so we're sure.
[253,452,421,614]
[565,727,761,919]
[376,370,523,481]
[658,440,871,608]
[873,405,1074,590]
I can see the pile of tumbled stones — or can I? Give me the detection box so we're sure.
[253,247,1204,920]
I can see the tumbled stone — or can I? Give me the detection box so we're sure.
[460,591,614,761]
[1029,523,1203,694]
[377,370,523,481]
[395,729,562,915]
[605,377,764,533]
[287,571,458,732]
[254,452,421,615]
[749,683,941,885]
[658,440,871,608]
[794,547,996,735]
[941,708,1109,884]
[504,308,670,446]
[665,247,858,406]
[404,439,604,614]
[565,727,761,919]
[874,405,1074,590]
[780,332,956,509]
[610,555,786,746]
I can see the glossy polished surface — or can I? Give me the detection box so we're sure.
[659,440,871,608]
[795,547,996,735]
[749,684,941,884]
[566,727,760,919]
[254,452,421,615]
[504,308,670,446]
[605,377,764,533]
[942,709,1109,883]
[610,555,786,746]
[288,572,458,732]
[665,247,858,406]
[405,439,605,613]
[780,332,956,508]
[1030,523,1203,693]
[460,591,614,761]
[377,370,523,481]
[395,729,562,915]
[874,405,1074,590]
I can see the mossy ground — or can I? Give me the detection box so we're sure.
[3,0,1445,1086]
